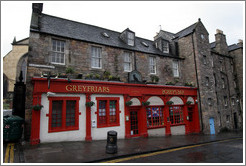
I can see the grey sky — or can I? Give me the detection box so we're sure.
[1,1,244,57]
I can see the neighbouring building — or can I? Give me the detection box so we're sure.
[3,37,29,99]
[24,3,243,144]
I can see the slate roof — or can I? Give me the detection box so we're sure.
[210,42,216,49]
[228,44,242,51]
[174,22,197,39]
[32,13,176,57]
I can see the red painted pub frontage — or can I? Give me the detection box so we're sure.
[30,78,200,145]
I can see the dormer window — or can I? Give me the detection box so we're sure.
[127,32,134,46]
[163,41,169,53]
[120,28,135,46]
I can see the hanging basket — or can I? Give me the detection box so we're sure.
[85,101,95,107]
[186,101,193,105]
[32,104,43,111]
[166,101,174,105]
[142,101,150,106]
[125,101,133,106]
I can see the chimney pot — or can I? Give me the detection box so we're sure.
[216,29,223,34]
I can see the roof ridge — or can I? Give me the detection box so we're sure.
[175,21,198,36]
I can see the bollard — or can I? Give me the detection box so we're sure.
[106,130,117,154]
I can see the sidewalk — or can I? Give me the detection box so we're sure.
[22,131,243,163]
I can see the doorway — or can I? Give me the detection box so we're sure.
[130,111,139,137]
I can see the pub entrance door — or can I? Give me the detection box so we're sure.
[130,110,140,137]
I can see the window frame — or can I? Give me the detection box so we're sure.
[48,97,80,133]
[51,39,65,65]
[91,46,102,69]
[123,51,133,72]
[169,105,184,126]
[205,77,209,86]
[149,56,157,74]
[127,32,135,46]
[163,41,169,53]
[172,60,179,77]
[96,97,120,128]
[146,106,165,129]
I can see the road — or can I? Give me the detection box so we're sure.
[3,142,24,163]
[103,138,243,163]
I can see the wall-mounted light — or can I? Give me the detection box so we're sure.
[47,92,56,97]
[195,99,198,103]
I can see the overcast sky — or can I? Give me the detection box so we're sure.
[1,1,244,57]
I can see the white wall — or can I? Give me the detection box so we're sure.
[40,93,86,143]
[90,94,125,140]
[171,125,185,135]
[148,128,165,137]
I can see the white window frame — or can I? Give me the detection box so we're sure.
[163,41,169,53]
[149,56,156,74]
[51,39,65,65]
[91,46,102,69]
[127,32,134,46]
[123,52,132,72]
[172,60,179,77]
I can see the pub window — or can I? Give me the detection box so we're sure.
[149,56,156,74]
[96,97,120,128]
[123,52,132,72]
[169,106,184,125]
[51,39,65,65]
[146,106,164,128]
[48,97,79,132]
[91,46,102,69]
[172,60,179,77]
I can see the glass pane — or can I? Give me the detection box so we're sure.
[66,100,76,127]
[99,101,106,125]
[109,100,116,123]
[52,101,63,128]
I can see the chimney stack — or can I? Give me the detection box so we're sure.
[214,29,228,55]
[237,39,243,47]
[30,3,43,30]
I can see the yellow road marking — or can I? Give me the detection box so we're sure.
[102,138,242,163]
[9,143,15,163]
[4,143,15,163]
[4,144,10,163]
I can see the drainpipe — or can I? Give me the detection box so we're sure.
[191,30,203,132]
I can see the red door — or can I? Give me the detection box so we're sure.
[130,110,140,137]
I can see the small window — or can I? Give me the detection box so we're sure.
[141,41,149,47]
[234,81,237,88]
[226,115,230,122]
[48,97,79,132]
[146,106,164,128]
[102,32,110,38]
[91,46,102,69]
[127,32,134,46]
[123,52,132,72]
[220,61,223,71]
[205,77,209,86]
[96,97,120,128]
[231,98,235,106]
[222,78,225,89]
[203,55,207,65]
[169,106,184,125]
[208,98,212,106]
[201,34,205,39]
[172,60,179,77]
[163,41,169,53]
[149,56,156,74]
[224,96,228,107]
[51,39,65,65]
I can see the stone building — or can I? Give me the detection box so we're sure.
[3,37,29,98]
[24,3,243,144]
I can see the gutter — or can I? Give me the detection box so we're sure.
[191,29,203,132]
